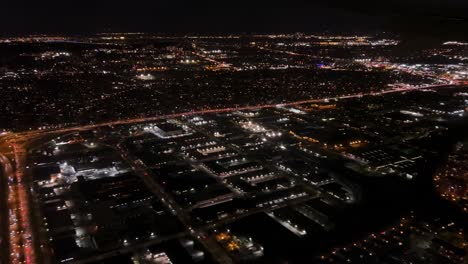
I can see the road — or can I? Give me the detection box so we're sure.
[0,134,49,264]
[7,83,459,141]
[0,139,35,264]
[0,153,13,264]
[11,139,39,264]
[116,143,234,264]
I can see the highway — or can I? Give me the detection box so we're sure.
[11,139,38,264]
[0,134,48,264]
[9,83,461,141]
[0,153,13,264]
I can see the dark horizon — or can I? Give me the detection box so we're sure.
[2,0,468,42]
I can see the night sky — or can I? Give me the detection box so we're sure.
[2,0,468,41]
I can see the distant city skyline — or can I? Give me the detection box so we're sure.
[2,0,468,42]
